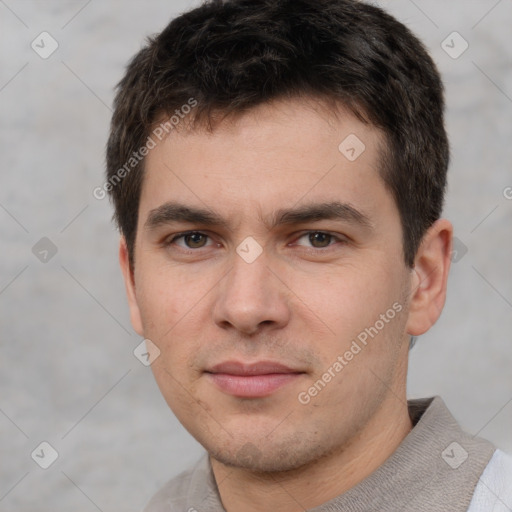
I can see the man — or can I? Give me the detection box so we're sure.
[105,0,512,510]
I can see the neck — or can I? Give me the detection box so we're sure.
[210,391,413,512]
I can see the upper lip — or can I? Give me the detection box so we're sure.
[206,360,303,376]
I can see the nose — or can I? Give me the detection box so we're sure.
[212,250,291,335]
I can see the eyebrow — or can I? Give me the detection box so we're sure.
[144,201,374,232]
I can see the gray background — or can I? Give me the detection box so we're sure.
[0,0,511,510]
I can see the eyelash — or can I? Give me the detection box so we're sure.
[165,230,348,253]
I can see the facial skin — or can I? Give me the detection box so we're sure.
[120,98,453,511]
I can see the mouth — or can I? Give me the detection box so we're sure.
[205,360,306,398]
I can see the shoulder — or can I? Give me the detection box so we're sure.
[142,454,213,512]
[467,449,512,511]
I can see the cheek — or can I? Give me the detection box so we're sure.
[291,260,407,386]
[135,266,211,374]
[135,263,208,331]
[150,360,205,430]
[289,261,399,336]
[301,302,408,418]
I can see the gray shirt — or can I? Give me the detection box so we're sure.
[144,396,496,511]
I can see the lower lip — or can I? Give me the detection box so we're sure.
[207,373,302,398]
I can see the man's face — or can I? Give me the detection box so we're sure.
[122,99,414,472]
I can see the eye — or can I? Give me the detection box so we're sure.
[168,231,213,249]
[294,231,345,249]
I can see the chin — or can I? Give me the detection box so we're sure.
[206,436,331,474]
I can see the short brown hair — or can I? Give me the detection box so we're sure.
[106,0,449,269]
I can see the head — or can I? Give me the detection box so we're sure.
[107,0,453,473]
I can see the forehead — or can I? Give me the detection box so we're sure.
[139,98,394,228]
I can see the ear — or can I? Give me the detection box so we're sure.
[119,236,144,337]
[406,218,453,336]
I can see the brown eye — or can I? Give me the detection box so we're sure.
[293,231,344,250]
[183,233,208,248]
[167,232,211,249]
[308,232,332,248]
